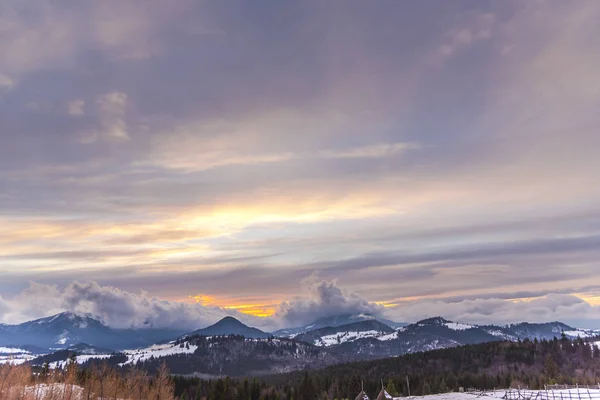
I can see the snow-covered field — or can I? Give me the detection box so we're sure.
[564,330,598,339]
[311,327,405,347]
[315,330,393,346]
[410,392,505,400]
[401,389,600,400]
[49,354,112,369]
[119,342,198,365]
[1,383,84,400]
[0,347,38,365]
[0,347,31,354]
[445,322,475,331]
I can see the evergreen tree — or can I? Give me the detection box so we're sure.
[386,378,399,396]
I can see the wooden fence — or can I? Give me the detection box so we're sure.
[504,388,600,400]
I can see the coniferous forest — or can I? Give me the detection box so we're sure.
[171,336,600,400]
[3,336,599,399]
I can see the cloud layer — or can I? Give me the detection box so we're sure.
[0,281,252,330]
[1,280,599,330]
[0,1,599,321]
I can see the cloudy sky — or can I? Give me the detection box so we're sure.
[1,0,600,330]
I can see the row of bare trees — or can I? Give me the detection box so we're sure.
[0,361,175,400]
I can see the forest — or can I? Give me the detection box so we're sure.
[2,336,599,400]
[172,336,600,400]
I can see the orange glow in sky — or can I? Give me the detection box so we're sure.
[191,294,277,317]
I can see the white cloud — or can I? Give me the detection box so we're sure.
[0,281,254,331]
[67,99,85,116]
[318,142,418,159]
[97,91,129,140]
[438,11,495,58]
[275,278,384,327]
[79,92,129,143]
[0,1,192,77]
[384,294,600,327]
[0,73,15,90]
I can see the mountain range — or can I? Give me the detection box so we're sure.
[0,312,186,351]
[271,313,406,338]
[4,311,599,376]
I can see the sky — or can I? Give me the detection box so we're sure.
[1,0,600,331]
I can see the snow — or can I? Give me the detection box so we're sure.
[120,341,198,365]
[411,392,505,400]
[405,389,600,400]
[312,326,408,346]
[41,339,200,368]
[0,347,37,365]
[379,332,400,341]
[564,330,595,338]
[49,314,61,323]
[49,354,112,369]
[445,322,474,331]
[0,354,37,365]
[18,383,84,399]
[0,347,30,354]
[484,329,507,337]
[315,330,385,346]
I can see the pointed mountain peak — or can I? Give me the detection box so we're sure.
[217,316,245,324]
[43,311,104,325]
[189,316,269,339]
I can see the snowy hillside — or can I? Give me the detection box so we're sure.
[0,347,38,365]
[294,319,399,346]
[120,342,199,365]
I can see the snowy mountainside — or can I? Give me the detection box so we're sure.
[0,312,186,351]
[294,319,398,346]
[22,315,600,377]
[33,334,342,377]
[0,346,41,365]
[479,321,598,341]
[272,314,406,337]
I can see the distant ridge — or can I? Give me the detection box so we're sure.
[272,313,407,337]
[0,312,185,351]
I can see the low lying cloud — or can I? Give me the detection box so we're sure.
[275,278,384,327]
[0,281,254,331]
[384,294,600,328]
[1,280,600,331]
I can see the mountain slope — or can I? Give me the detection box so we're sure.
[0,312,186,351]
[272,314,406,337]
[33,335,342,377]
[26,316,600,377]
[187,317,270,339]
[294,319,397,346]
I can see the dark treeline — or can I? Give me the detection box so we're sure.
[172,336,600,400]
